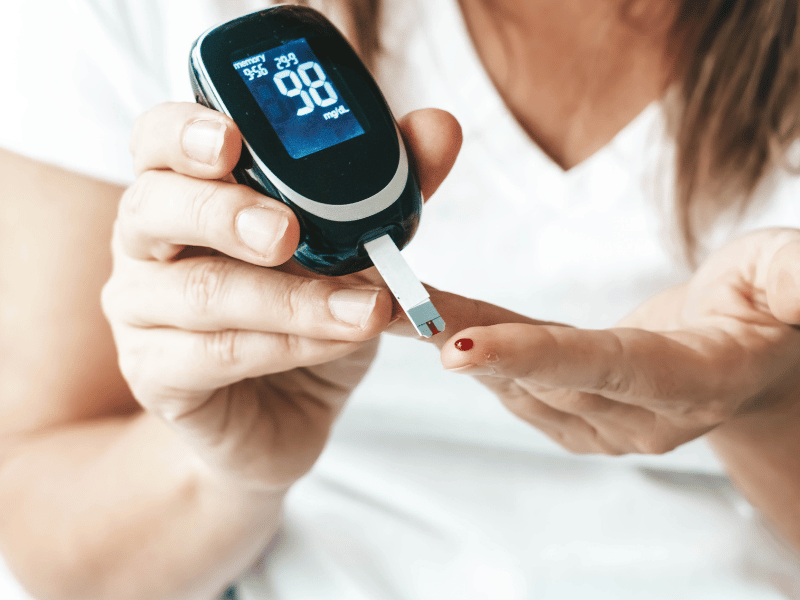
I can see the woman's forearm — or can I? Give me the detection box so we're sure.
[707,397,800,554]
[0,411,283,600]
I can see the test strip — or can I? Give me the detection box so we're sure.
[363,235,446,338]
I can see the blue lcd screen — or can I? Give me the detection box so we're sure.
[233,39,366,159]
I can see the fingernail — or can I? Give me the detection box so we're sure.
[183,120,226,165]
[328,289,380,328]
[236,207,289,256]
[447,364,496,376]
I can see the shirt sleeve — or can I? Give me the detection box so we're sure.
[0,1,170,185]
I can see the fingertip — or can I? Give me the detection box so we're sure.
[236,203,302,267]
[131,102,243,179]
[398,109,462,201]
[181,113,242,176]
[326,285,394,340]
[766,240,800,325]
[271,208,302,265]
[199,116,243,174]
[440,327,489,369]
[370,287,397,332]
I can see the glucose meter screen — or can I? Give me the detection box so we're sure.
[233,38,366,159]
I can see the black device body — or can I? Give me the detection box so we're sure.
[189,6,422,276]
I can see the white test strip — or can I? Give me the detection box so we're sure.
[363,234,446,338]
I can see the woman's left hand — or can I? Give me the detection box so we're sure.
[435,227,800,455]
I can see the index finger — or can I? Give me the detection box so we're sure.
[130,102,242,178]
[441,324,741,408]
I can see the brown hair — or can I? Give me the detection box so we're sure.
[667,0,800,263]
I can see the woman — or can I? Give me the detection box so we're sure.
[0,0,799,598]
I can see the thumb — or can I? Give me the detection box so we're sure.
[397,109,462,201]
[766,238,800,325]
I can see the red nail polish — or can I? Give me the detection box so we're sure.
[455,338,474,351]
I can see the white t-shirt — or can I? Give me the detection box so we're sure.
[1,1,799,598]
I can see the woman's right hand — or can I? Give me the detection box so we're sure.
[102,102,460,492]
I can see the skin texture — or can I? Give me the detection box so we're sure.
[456,0,675,170]
[429,231,800,453]
[1,1,800,599]
[436,0,800,554]
[0,106,461,600]
[414,230,800,551]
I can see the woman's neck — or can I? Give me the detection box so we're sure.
[457,0,676,170]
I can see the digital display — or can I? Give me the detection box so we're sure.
[233,38,366,159]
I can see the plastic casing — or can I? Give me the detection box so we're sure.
[189,5,422,275]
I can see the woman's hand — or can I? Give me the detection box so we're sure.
[102,102,461,490]
[435,228,800,455]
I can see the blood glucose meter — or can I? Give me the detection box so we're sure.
[189,5,444,337]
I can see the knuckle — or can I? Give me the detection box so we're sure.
[186,179,221,237]
[596,333,630,394]
[204,330,243,368]
[279,332,306,360]
[597,365,629,395]
[282,278,327,325]
[183,259,230,317]
[279,283,304,326]
[121,171,157,223]
[566,392,609,414]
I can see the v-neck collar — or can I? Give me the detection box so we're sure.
[414,0,663,208]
